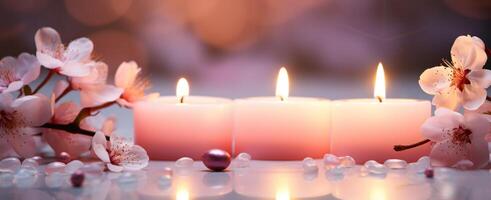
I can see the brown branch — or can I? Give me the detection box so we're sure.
[40,123,109,140]
[393,139,431,152]
[32,70,55,94]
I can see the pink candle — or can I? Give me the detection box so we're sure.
[331,63,431,163]
[134,78,233,160]
[234,68,331,160]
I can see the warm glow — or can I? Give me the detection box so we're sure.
[176,78,189,103]
[176,188,190,200]
[275,67,289,101]
[374,62,386,101]
[275,189,290,200]
[369,185,387,200]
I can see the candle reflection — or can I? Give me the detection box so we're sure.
[175,187,190,200]
[275,188,290,200]
[370,185,387,200]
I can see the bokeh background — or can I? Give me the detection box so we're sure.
[1,0,491,136]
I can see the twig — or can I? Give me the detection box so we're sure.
[40,123,109,140]
[393,139,431,152]
[32,70,54,94]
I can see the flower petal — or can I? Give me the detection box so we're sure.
[462,83,486,110]
[58,61,91,77]
[70,62,108,89]
[107,163,124,172]
[42,129,91,158]
[7,128,38,158]
[64,37,93,62]
[419,66,453,95]
[421,108,462,142]
[35,27,62,54]
[432,87,462,110]
[114,61,140,89]
[101,116,116,135]
[11,94,51,126]
[3,81,24,93]
[93,144,110,163]
[467,137,489,169]
[429,139,468,167]
[466,113,491,141]
[80,85,123,107]
[467,69,491,89]
[52,101,80,124]
[36,52,63,69]
[92,131,108,149]
[120,145,149,171]
[17,53,41,84]
[451,35,487,70]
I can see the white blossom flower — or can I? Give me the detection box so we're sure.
[114,61,158,108]
[92,131,149,172]
[35,27,93,77]
[0,93,51,158]
[421,108,490,169]
[419,35,490,110]
[0,53,40,93]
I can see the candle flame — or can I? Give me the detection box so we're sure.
[374,62,385,102]
[276,67,289,101]
[176,78,189,103]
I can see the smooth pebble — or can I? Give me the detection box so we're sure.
[364,160,388,175]
[21,158,39,172]
[175,157,194,168]
[45,172,66,188]
[0,157,21,173]
[235,153,251,168]
[384,159,408,169]
[45,162,67,175]
[338,156,355,168]
[65,160,84,174]
[323,154,340,166]
[302,157,319,173]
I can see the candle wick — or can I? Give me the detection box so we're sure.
[376,96,383,103]
[179,96,184,104]
[279,96,285,101]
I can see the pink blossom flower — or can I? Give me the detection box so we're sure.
[114,61,158,108]
[419,35,490,110]
[92,131,149,172]
[0,53,40,93]
[70,61,123,107]
[0,93,51,158]
[421,108,490,169]
[42,100,115,158]
[35,27,93,77]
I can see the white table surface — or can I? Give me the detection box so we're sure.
[1,160,490,200]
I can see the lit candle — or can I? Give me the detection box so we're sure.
[234,67,331,160]
[331,63,431,163]
[133,78,233,160]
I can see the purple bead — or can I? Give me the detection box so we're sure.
[424,168,434,178]
[70,170,85,187]
[202,149,231,172]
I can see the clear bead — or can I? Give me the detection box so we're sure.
[175,157,194,168]
[65,160,84,174]
[0,157,21,173]
[235,152,251,168]
[45,162,67,175]
[323,154,340,166]
[45,172,66,188]
[0,173,14,188]
[338,156,356,168]
[302,157,319,173]
[384,159,408,169]
[21,158,39,172]
[364,160,388,175]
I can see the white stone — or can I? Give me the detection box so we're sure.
[302,157,319,173]
[65,160,84,174]
[338,156,356,168]
[235,153,251,168]
[175,157,194,168]
[44,162,66,175]
[384,159,408,169]
[0,157,21,173]
[21,158,39,172]
[323,154,340,166]
[364,160,388,175]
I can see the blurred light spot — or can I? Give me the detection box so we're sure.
[65,0,132,26]
[445,0,491,19]
[1,0,49,13]
[90,30,148,75]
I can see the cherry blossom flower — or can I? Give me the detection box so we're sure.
[114,61,158,108]
[43,99,116,158]
[35,27,93,77]
[70,61,123,107]
[419,35,490,110]
[92,131,149,172]
[0,53,40,93]
[421,108,490,169]
[0,93,51,158]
